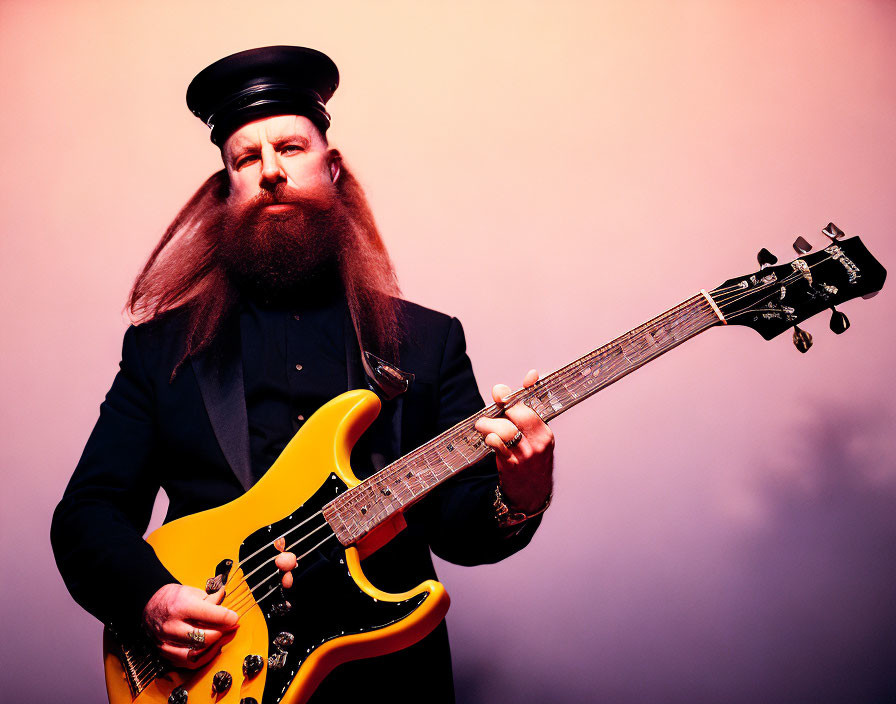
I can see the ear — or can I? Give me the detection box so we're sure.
[327,149,342,183]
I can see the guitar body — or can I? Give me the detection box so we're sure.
[103,389,450,704]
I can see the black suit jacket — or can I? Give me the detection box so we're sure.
[52,299,540,701]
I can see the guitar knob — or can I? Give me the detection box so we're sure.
[792,236,812,255]
[212,671,232,694]
[168,686,188,704]
[239,699,259,704]
[757,248,778,268]
[243,654,265,677]
[822,222,845,241]
[792,325,813,353]
[829,308,850,334]
[273,631,295,649]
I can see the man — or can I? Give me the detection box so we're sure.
[52,46,554,702]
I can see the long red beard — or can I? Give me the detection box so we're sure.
[214,190,346,304]
[128,163,403,380]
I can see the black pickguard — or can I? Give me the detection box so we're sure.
[235,474,428,704]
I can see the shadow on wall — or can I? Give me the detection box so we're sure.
[455,402,896,704]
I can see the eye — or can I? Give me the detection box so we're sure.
[280,144,305,155]
[235,154,259,169]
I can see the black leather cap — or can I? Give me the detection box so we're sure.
[186,46,339,147]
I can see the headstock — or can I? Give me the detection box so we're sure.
[709,223,886,350]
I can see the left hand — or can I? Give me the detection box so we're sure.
[474,369,554,514]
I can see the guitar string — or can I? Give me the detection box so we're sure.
[212,300,719,608]
[710,254,835,309]
[228,532,337,617]
[226,303,721,613]
[328,313,718,532]
[211,254,841,623]
[325,260,821,523]
[335,254,839,526]
[328,252,836,521]
[331,297,719,514]
[221,305,723,618]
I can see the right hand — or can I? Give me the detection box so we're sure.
[142,583,239,669]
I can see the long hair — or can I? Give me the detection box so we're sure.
[127,159,402,380]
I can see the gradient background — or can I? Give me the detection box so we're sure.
[2,1,895,702]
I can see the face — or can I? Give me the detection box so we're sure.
[221,114,340,208]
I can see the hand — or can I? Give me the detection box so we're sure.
[474,369,554,514]
[142,583,238,669]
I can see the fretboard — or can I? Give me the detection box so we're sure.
[322,292,723,545]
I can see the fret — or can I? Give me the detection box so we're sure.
[325,292,722,546]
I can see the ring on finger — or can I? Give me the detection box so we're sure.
[187,628,206,646]
[504,430,523,449]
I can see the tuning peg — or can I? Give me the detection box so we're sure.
[792,325,813,353]
[829,307,850,334]
[822,222,845,241]
[792,236,812,255]
[757,248,778,269]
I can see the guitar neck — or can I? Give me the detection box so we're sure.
[323,292,724,545]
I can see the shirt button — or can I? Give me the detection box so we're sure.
[297,415,305,422]
[295,364,303,371]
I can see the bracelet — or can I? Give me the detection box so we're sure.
[493,485,552,529]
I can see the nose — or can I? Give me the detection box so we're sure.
[260,145,285,185]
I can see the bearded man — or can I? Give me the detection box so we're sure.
[52,46,554,703]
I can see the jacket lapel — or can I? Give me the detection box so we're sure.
[191,327,254,493]
[190,308,410,492]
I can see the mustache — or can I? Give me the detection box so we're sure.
[235,186,333,219]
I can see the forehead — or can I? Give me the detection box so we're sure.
[222,115,325,155]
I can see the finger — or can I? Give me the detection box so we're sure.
[157,621,226,648]
[483,432,513,459]
[504,402,553,444]
[275,552,297,572]
[203,585,226,604]
[157,642,219,670]
[282,571,294,589]
[474,416,519,440]
[183,597,239,629]
[491,383,513,405]
[522,369,539,387]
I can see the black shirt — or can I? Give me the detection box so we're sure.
[240,292,349,482]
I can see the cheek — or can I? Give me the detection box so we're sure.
[286,157,332,189]
[227,173,258,204]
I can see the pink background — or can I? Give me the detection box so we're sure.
[2,1,894,701]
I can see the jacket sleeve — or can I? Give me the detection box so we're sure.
[51,325,178,631]
[419,316,542,565]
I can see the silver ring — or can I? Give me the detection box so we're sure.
[187,628,206,645]
[505,430,523,449]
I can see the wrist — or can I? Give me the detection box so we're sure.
[493,484,552,529]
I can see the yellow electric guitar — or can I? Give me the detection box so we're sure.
[104,226,885,704]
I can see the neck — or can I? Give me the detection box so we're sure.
[323,292,722,546]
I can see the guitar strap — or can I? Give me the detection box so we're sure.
[344,312,413,474]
